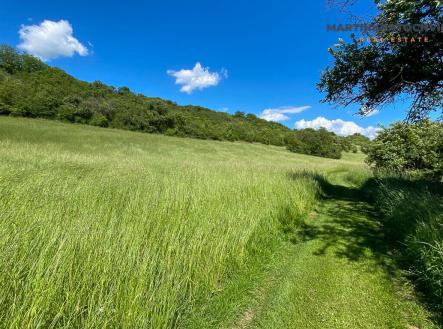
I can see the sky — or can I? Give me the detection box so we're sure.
[0,0,412,138]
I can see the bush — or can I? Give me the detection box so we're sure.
[366,121,443,181]
[56,104,77,122]
[7,106,25,117]
[285,135,305,153]
[0,45,23,74]
[0,101,14,115]
[286,128,342,159]
[89,113,109,127]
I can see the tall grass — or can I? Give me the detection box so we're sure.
[364,176,443,320]
[0,117,362,328]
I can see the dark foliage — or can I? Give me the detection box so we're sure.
[319,0,443,121]
[285,128,343,159]
[293,170,443,322]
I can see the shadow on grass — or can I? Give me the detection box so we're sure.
[287,171,395,271]
[287,171,443,325]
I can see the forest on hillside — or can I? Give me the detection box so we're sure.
[0,45,369,159]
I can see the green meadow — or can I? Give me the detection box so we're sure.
[0,117,436,328]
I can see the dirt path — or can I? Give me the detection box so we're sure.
[231,180,436,329]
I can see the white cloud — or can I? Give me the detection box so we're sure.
[363,109,379,117]
[295,116,380,139]
[260,110,290,122]
[167,63,225,94]
[259,106,311,122]
[18,20,88,61]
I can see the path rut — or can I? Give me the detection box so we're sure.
[231,179,436,329]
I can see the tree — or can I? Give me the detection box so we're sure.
[366,120,443,180]
[0,44,297,148]
[286,128,343,159]
[234,111,245,118]
[319,0,443,121]
[22,54,46,72]
[0,45,22,74]
[344,133,371,152]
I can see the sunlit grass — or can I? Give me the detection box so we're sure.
[0,117,365,328]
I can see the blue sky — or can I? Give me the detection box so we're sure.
[0,0,411,137]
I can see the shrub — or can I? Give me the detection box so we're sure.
[366,121,443,181]
[6,106,24,117]
[57,104,77,122]
[89,113,109,127]
[285,135,305,154]
[286,128,342,159]
[0,45,23,74]
[0,101,13,115]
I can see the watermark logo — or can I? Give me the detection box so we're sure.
[326,23,441,43]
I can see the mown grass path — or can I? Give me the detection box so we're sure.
[230,178,436,329]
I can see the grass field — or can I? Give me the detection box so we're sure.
[0,117,435,328]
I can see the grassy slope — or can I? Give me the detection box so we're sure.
[229,172,436,329]
[0,117,435,328]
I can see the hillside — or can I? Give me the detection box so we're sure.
[0,117,436,328]
[0,46,290,145]
[0,45,372,160]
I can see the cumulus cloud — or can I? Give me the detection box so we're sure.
[260,111,290,122]
[295,116,380,139]
[259,106,311,122]
[363,109,380,117]
[167,63,226,93]
[18,20,88,61]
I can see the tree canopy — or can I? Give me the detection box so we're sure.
[0,45,292,145]
[0,45,358,159]
[366,120,443,180]
[319,0,443,121]
[285,128,343,159]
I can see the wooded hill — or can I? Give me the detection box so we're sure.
[0,45,369,158]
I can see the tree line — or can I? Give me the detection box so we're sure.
[0,45,369,159]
